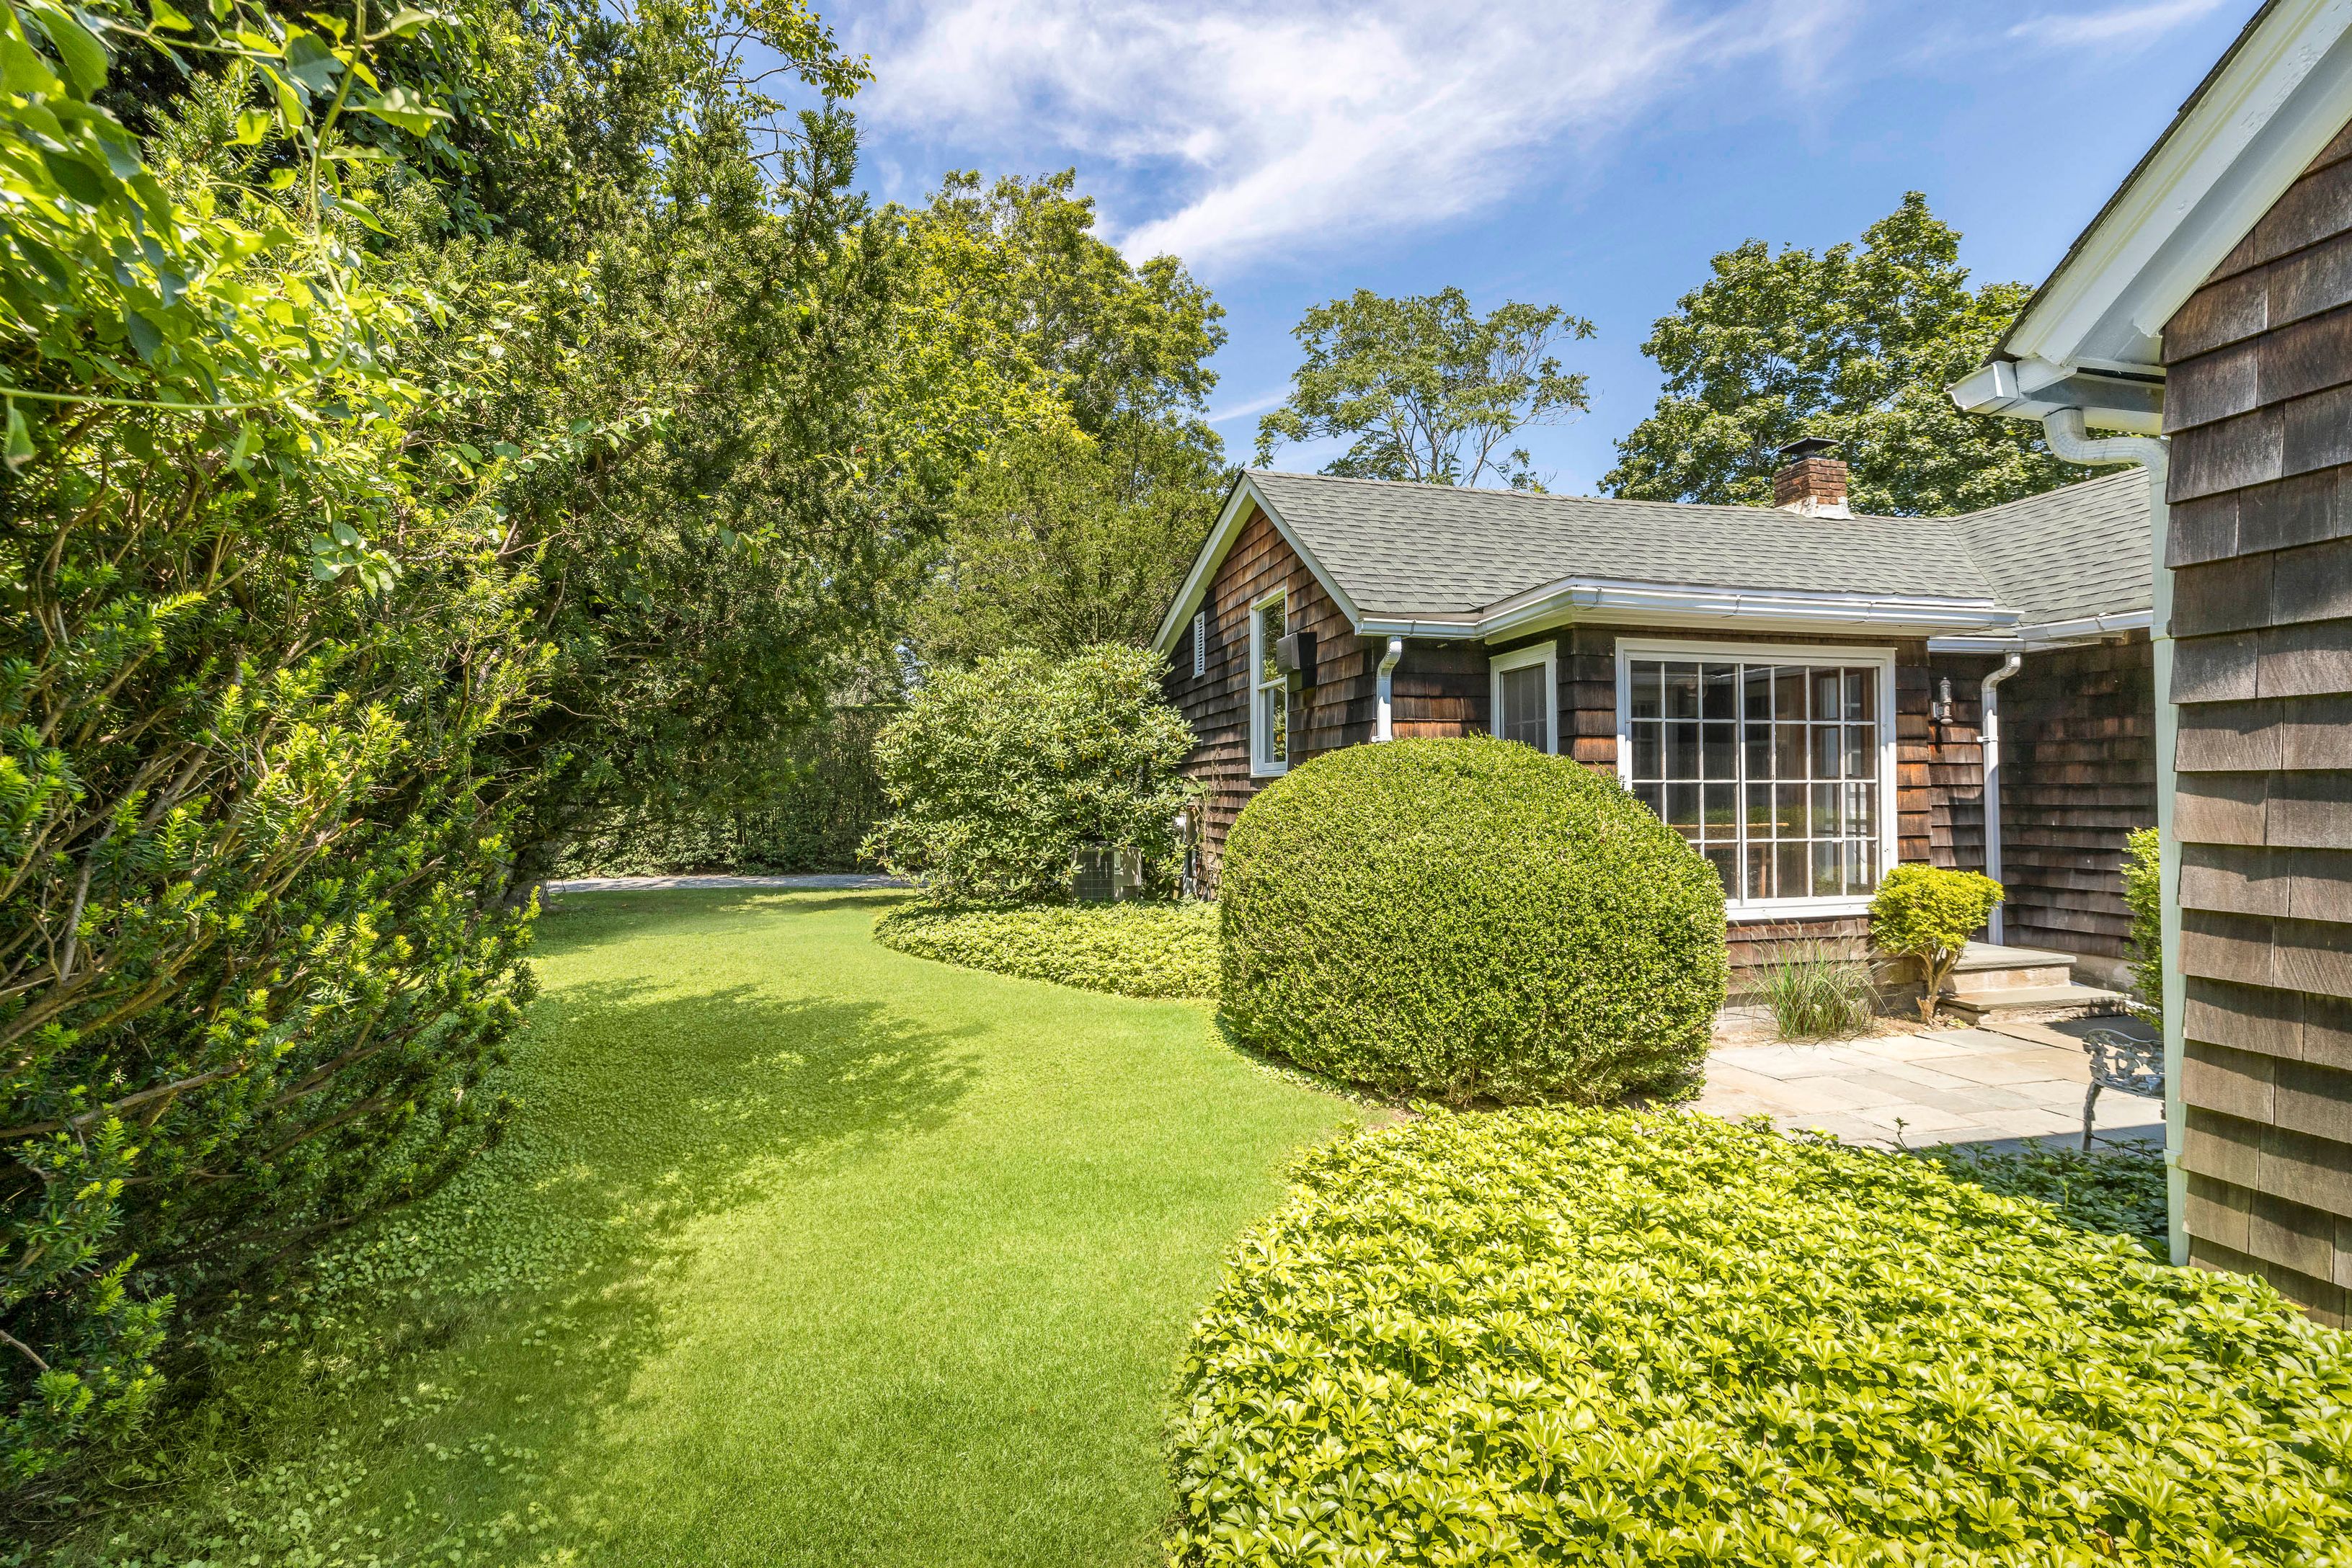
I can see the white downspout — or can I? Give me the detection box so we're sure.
[1375,636,1406,741]
[2042,408,2183,1265]
[1980,652,2023,943]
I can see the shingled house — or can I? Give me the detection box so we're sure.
[1154,453,2157,986]
[1953,0,2352,1319]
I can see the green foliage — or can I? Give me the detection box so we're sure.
[2124,826,2163,1025]
[1169,1107,2352,1567]
[1605,194,2088,515]
[1870,863,2004,1022]
[562,705,892,875]
[1754,942,1878,1040]
[1921,1139,2170,1253]
[873,900,1217,999]
[2,0,549,1485]
[865,645,1196,904]
[1218,739,1726,1103]
[1256,288,1594,490]
[899,172,1228,664]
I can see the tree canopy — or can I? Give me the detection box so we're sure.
[1604,193,2084,515]
[1255,288,1594,491]
[899,172,1229,664]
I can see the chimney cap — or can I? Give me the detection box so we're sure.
[1776,436,1841,462]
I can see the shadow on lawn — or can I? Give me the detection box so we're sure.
[67,971,977,1563]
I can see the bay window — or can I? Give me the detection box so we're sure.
[1617,640,1895,912]
[1250,590,1288,775]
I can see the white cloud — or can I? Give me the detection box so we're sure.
[847,0,1852,273]
[2007,0,2228,49]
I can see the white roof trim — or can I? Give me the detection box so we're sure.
[1927,609,2154,654]
[1150,474,1362,656]
[1999,0,2352,379]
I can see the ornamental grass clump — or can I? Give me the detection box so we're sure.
[1170,1108,2352,1567]
[1218,737,1726,1103]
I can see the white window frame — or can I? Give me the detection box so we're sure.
[1614,637,1899,921]
[1248,589,1290,777]
[1488,641,1559,754]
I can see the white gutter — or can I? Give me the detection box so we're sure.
[1354,578,2015,642]
[1980,653,2024,944]
[1926,609,2152,654]
[1374,636,1406,741]
[2040,407,2184,1267]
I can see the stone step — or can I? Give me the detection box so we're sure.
[1943,983,2134,1025]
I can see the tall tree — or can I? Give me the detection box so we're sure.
[1605,192,2085,515]
[1255,288,1594,490]
[900,172,1228,663]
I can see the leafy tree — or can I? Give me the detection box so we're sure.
[900,172,1229,664]
[1605,193,2086,515]
[865,646,1196,904]
[1255,288,1594,490]
[1870,865,2005,1023]
[1,0,554,1483]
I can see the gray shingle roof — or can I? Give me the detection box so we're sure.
[1242,468,2150,628]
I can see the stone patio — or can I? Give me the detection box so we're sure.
[1697,1014,2164,1151]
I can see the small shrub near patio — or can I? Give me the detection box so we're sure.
[1219,737,1726,1103]
[1170,1108,2352,1567]
[874,901,1218,998]
[1922,1137,2169,1252]
[1870,862,2004,1020]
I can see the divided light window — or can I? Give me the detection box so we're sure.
[1250,592,1288,774]
[1624,654,1884,904]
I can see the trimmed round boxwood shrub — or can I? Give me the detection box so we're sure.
[872,900,1217,998]
[1219,736,1726,1102]
[1170,1108,2352,1567]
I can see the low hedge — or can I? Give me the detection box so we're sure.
[1171,1108,2351,1566]
[1220,737,1726,1103]
[872,901,1217,998]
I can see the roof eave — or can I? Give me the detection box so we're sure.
[1357,579,2021,642]
[1149,473,1364,656]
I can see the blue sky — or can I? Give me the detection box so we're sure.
[834,0,2253,493]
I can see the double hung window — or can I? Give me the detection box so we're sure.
[1489,643,1557,752]
[1250,592,1288,775]
[1618,641,1893,911]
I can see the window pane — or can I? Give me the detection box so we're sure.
[1843,724,1871,779]
[1775,841,1807,896]
[1629,662,1662,721]
[1702,722,1736,779]
[1811,783,1839,836]
[1632,721,1662,780]
[1847,837,1879,893]
[1775,723,1806,780]
[1633,781,1664,819]
[1845,781,1876,837]
[1746,842,1771,901]
[1845,669,1876,722]
[1703,783,1736,839]
[1774,783,1804,837]
[1256,598,1284,683]
[1702,845,1736,891]
[1775,667,1808,721]
[1667,783,1700,832]
[1811,723,1841,778]
[1702,664,1738,719]
[1744,781,1775,833]
[1499,663,1548,748]
[1664,663,1701,720]
[1812,841,1842,896]
[1743,665,1774,723]
[1811,669,1841,721]
[1744,723,1772,780]
[1667,722,1700,780]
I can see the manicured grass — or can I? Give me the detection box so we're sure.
[63,891,1356,1566]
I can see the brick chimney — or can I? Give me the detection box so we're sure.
[1772,437,1850,518]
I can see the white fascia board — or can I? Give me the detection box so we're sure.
[1149,474,1362,655]
[1950,360,2165,435]
[2002,0,2352,375]
[1925,609,2154,654]
[1356,579,2017,642]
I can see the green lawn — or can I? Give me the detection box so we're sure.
[74,890,1355,1566]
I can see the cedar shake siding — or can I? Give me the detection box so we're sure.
[1161,506,1374,882]
[2163,123,2352,1324]
[1995,635,2160,970]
